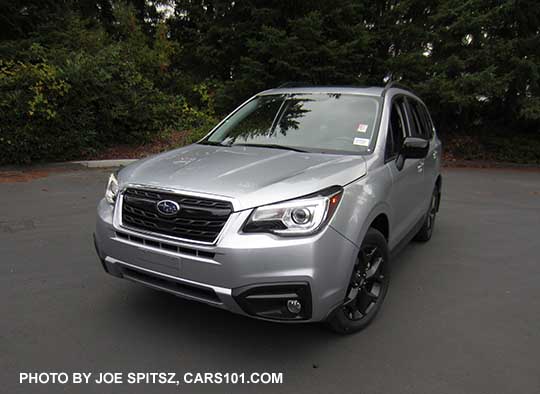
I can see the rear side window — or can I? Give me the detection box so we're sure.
[386,98,408,160]
[419,104,434,139]
[408,99,433,139]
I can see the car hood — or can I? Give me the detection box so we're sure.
[118,144,367,210]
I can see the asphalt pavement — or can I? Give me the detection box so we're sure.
[1,167,539,394]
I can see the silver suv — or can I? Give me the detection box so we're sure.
[94,84,442,333]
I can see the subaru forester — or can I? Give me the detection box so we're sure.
[94,83,442,333]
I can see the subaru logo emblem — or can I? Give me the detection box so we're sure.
[156,200,180,216]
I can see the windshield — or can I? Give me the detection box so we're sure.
[203,93,381,154]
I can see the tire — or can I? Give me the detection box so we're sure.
[327,228,390,334]
[414,186,439,242]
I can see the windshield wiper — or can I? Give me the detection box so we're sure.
[197,140,230,147]
[232,143,308,153]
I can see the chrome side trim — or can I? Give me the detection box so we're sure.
[105,256,232,299]
[113,184,236,246]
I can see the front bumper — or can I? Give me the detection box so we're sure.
[95,198,359,322]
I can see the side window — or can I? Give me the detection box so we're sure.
[419,104,434,139]
[407,99,426,139]
[386,98,407,160]
[408,99,432,139]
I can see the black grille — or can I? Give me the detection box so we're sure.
[121,188,233,243]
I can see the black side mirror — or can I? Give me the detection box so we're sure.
[401,137,429,159]
[395,137,429,170]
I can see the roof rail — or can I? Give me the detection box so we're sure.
[382,80,412,96]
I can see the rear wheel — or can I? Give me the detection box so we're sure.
[414,186,439,242]
[327,228,390,334]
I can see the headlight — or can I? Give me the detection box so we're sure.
[105,173,119,204]
[243,187,343,236]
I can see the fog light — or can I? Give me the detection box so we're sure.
[286,299,302,314]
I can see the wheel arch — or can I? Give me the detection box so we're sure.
[356,203,392,247]
[369,213,389,241]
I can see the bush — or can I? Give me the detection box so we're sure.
[443,131,540,165]
[0,59,73,163]
[0,53,181,163]
[0,7,214,165]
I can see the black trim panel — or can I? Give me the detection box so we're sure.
[233,282,312,321]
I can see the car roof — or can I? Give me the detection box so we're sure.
[258,85,424,105]
[258,86,386,97]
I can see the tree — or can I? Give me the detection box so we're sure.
[1,0,539,164]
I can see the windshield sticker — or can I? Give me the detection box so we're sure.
[356,123,369,133]
[353,137,370,146]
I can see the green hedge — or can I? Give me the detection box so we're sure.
[0,6,216,165]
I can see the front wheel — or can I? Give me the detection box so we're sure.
[327,228,390,334]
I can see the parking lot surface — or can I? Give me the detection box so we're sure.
[1,167,539,394]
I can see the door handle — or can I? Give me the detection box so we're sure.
[417,161,424,172]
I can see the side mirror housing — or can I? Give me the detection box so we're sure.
[401,137,429,159]
[395,137,429,170]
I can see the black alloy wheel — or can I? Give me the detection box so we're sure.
[327,228,390,334]
[342,244,389,321]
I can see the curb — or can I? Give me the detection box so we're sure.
[70,159,138,168]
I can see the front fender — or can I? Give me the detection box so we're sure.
[330,165,392,249]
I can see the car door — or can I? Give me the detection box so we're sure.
[385,96,425,249]
[419,102,441,194]
[407,97,438,209]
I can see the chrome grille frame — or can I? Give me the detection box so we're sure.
[113,184,236,246]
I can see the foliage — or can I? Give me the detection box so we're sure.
[0,3,212,164]
[169,0,540,140]
[0,0,539,164]
[445,131,540,164]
